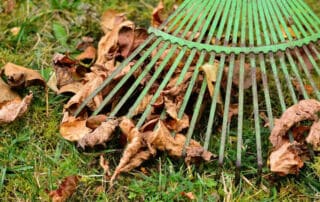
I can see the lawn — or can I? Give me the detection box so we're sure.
[0,0,320,201]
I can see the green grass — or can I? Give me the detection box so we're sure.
[0,0,320,201]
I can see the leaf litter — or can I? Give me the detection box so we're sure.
[268,99,320,176]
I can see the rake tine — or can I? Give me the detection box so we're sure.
[302,45,320,76]
[296,0,320,25]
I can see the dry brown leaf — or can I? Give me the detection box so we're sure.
[269,99,320,148]
[60,112,92,141]
[10,27,20,36]
[181,192,196,200]
[58,82,83,95]
[152,1,165,27]
[100,9,126,34]
[118,26,134,58]
[64,72,105,112]
[78,118,119,148]
[100,155,111,177]
[200,63,222,103]
[1,63,45,87]
[269,141,304,176]
[76,46,96,62]
[0,93,32,124]
[4,0,15,13]
[131,94,153,117]
[0,78,20,103]
[76,36,94,51]
[86,114,107,129]
[132,28,148,50]
[111,118,147,185]
[292,79,314,96]
[164,97,179,120]
[306,120,320,151]
[49,176,80,202]
[165,114,189,133]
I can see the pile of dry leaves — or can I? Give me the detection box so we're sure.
[50,5,213,188]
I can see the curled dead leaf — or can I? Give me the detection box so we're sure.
[0,93,32,124]
[78,118,119,148]
[200,63,222,104]
[152,1,165,27]
[269,141,304,176]
[181,192,196,200]
[76,46,96,63]
[0,78,20,103]
[1,63,45,87]
[49,176,81,202]
[306,120,320,151]
[269,99,320,148]
[60,112,92,141]
[86,114,107,129]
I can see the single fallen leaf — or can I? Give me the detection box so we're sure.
[1,63,45,87]
[100,155,111,177]
[0,78,20,103]
[164,97,178,120]
[76,36,94,51]
[181,192,196,200]
[118,26,134,58]
[86,114,107,129]
[78,118,119,148]
[132,28,148,50]
[131,94,153,117]
[49,176,80,202]
[200,63,222,103]
[64,72,105,112]
[59,112,92,141]
[100,9,126,34]
[76,46,96,63]
[269,141,304,176]
[269,99,320,148]
[152,1,165,27]
[306,120,320,151]
[0,93,32,124]
[111,118,148,185]
[47,72,59,93]
[53,53,82,89]
[165,113,189,133]
[58,82,83,95]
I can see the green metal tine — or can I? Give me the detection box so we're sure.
[291,0,320,33]
[216,0,238,167]
[183,0,234,151]
[106,0,211,117]
[296,0,320,24]
[265,0,298,103]
[248,0,263,179]
[74,0,193,116]
[255,0,274,131]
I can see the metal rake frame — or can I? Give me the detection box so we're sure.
[74,0,320,179]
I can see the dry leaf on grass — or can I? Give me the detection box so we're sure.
[1,63,45,87]
[200,63,222,103]
[0,78,20,103]
[60,112,92,141]
[165,114,189,133]
[269,99,320,148]
[152,1,165,27]
[0,93,33,124]
[86,114,107,129]
[306,120,320,150]
[181,192,196,200]
[78,118,119,148]
[49,176,81,202]
[269,141,304,176]
[76,46,96,63]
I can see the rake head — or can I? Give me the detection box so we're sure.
[74,0,320,178]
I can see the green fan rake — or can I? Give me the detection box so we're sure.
[74,0,320,178]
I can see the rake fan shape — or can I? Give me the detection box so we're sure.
[74,0,320,177]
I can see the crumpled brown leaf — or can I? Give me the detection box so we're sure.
[152,1,165,28]
[306,120,320,151]
[1,63,45,87]
[0,93,33,124]
[269,99,320,148]
[78,118,119,148]
[269,141,304,176]
[200,63,221,100]
[181,192,196,200]
[49,176,81,202]
[59,112,92,141]
[76,45,96,63]
[0,78,20,103]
